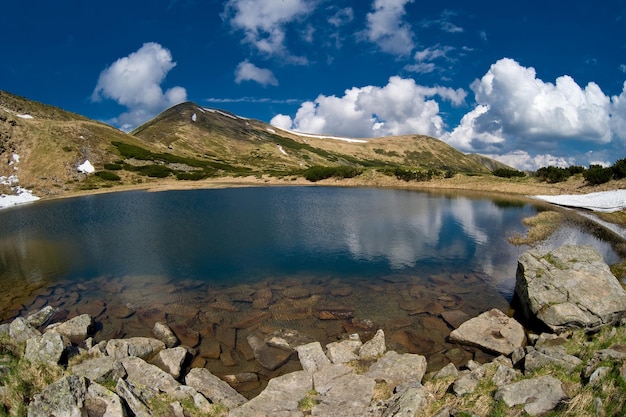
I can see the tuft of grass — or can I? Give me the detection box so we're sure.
[298,389,319,412]
[508,211,563,245]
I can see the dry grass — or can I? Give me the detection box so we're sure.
[508,211,564,245]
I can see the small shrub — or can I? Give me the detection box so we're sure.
[612,158,626,179]
[303,166,362,182]
[176,171,210,181]
[137,165,172,178]
[584,164,613,185]
[94,171,121,181]
[103,163,123,170]
[492,168,525,178]
[536,166,571,183]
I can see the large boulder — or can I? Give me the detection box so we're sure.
[515,245,626,333]
[449,309,525,355]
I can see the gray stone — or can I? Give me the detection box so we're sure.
[266,328,316,350]
[120,356,181,393]
[296,342,331,373]
[150,346,188,379]
[515,245,626,333]
[152,322,178,348]
[26,306,56,328]
[382,382,434,417]
[70,356,127,384]
[524,346,583,373]
[168,385,214,414]
[46,314,93,341]
[359,329,386,360]
[185,367,247,409]
[495,375,567,416]
[27,375,87,417]
[229,370,312,417]
[9,317,41,344]
[247,331,293,371]
[312,372,375,417]
[589,366,611,386]
[312,364,354,395]
[449,308,525,355]
[492,365,520,387]
[115,378,154,417]
[366,351,427,389]
[106,337,165,360]
[433,363,459,379]
[452,370,481,397]
[326,337,362,364]
[85,382,127,417]
[24,331,67,365]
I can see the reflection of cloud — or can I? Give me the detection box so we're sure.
[449,198,490,245]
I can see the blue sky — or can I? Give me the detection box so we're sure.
[2,0,626,170]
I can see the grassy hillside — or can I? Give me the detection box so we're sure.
[1,92,508,198]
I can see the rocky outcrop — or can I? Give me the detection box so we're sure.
[515,244,626,332]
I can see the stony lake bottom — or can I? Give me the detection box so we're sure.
[0,186,620,396]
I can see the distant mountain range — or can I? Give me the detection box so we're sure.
[0,91,509,198]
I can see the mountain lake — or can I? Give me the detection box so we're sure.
[0,186,621,395]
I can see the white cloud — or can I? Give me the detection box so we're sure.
[365,0,415,56]
[269,114,293,130]
[92,42,187,131]
[487,150,575,171]
[610,81,626,143]
[234,60,279,87]
[223,0,314,60]
[443,58,613,154]
[328,7,353,27]
[271,76,466,138]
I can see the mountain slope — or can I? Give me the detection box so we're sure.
[1,92,508,199]
[131,101,502,174]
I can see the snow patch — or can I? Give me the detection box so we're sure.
[16,114,33,119]
[266,128,276,134]
[277,145,287,155]
[272,126,368,143]
[12,153,20,164]
[0,188,39,209]
[191,113,197,122]
[77,160,95,174]
[196,107,206,113]
[532,190,626,213]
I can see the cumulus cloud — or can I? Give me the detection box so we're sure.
[92,42,187,131]
[223,0,314,60]
[365,0,415,56]
[270,76,466,138]
[443,58,613,153]
[234,60,278,86]
[486,150,576,172]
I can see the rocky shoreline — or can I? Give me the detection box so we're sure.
[1,244,626,416]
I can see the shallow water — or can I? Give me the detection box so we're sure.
[0,186,619,395]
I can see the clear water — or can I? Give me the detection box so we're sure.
[0,186,619,394]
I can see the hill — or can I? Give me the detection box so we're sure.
[1,92,507,200]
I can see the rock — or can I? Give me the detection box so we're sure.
[311,372,375,417]
[326,336,362,364]
[266,328,316,350]
[382,382,434,417]
[185,367,247,409]
[247,332,293,371]
[441,310,470,329]
[515,245,626,333]
[85,382,127,417]
[234,310,272,329]
[26,306,57,328]
[296,342,331,373]
[47,314,93,341]
[524,346,583,373]
[120,356,181,393]
[449,309,525,355]
[495,375,567,416]
[433,363,459,379]
[27,375,87,417]
[151,346,188,379]
[452,369,482,397]
[170,324,200,348]
[9,317,41,344]
[492,364,520,387]
[24,331,67,365]
[70,357,127,384]
[229,370,312,416]
[106,337,165,360]
[115,378,154,417]
[313,364,353,395]
[366,351,427,389]
[152,321,178,347]
[359,329,386,360]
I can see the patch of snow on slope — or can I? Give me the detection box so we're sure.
[267,128,276,134]
[533,190,626,213]
[191,113,197,122]
[17,114,33,119]
[0,154,39,209]
[277,145,287,155]
[77,160,95,174]
[272,126,368,143]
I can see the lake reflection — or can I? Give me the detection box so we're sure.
[0,186,619,395]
